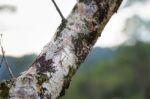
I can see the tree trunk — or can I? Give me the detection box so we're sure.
[0,0,123,98]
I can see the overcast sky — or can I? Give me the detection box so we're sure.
[0,0,150,56]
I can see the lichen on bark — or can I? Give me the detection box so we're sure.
[0,0,123,98]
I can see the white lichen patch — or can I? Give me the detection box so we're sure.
[42,67,65,99]
[77,2,97,17]
[62,48,76,68]
[24,66,37,75]
[9,75,38,99]
[65,1,98,35]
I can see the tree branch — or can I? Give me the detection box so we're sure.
[0,0,123,98]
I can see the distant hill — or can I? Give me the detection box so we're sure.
[0,54,37,80]
[77,47,116,72]
[82,47,115,66]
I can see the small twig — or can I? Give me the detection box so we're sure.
[0,34,4,68]
[0,51,4,68]
[3,56,15,78]
[51,0,66,22]
[0,34,15,78]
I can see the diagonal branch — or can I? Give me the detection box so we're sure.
[0,0,123,99]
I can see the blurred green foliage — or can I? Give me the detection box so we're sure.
[62,42,150,99]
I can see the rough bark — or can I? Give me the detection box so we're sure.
[0,0,123,99]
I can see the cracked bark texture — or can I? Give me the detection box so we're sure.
[0,0,123,99]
